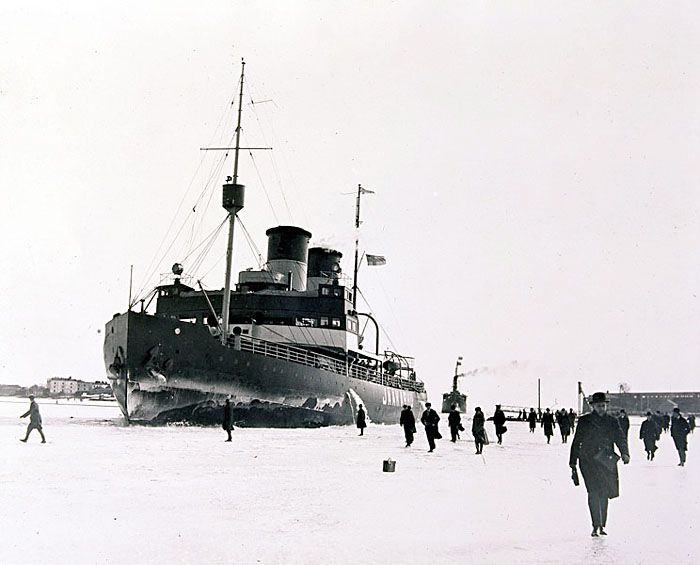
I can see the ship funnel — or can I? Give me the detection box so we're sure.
[265,226,312,291]
[308,247,343,278]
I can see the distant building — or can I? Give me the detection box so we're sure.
[0,384,23,396]
[47,377,108,396]
[0,383,48,397]
[603,391,700,415]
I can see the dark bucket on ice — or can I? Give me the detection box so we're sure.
[383,459,396,472]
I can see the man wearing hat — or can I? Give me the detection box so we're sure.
[472,406,487,454]
[569,392,629,537]
[399,404,416,447]
[670,407,690,467]
[420,402,441,452]
[639,411,659,460]
[493,404,507,445]
[617,409,630,442]
[20,395,46,443]
[222,398,234,442]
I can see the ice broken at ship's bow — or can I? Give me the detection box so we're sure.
[103,62,426,427]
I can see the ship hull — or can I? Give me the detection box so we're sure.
[104,312,427,426]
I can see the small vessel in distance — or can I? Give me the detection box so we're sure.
[442,356,467,413]
[103,61,427,426]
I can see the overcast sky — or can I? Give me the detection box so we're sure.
[1,2,698,405]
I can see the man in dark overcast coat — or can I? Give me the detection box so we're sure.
[400,405,416,447]
[569,392,630,537]
[421,402,441,452]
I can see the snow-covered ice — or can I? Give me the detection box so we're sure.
[1,397,698,564]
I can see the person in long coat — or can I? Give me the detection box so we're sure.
[653,411,663,438]
[421,402,441,452]
[222,398,234,441]
[639,411,659,460]
[448,404,462,442]
[569,392,630,537]
[662,412,671,433]
[617,409,630,441]
[472,406,486,454]
[670,407,690,466]
[20,395,46,443]
[528,408,537,433]
[559,410,572,443]
[541,408,555,443]
[688,414,696,434]
[568,409,577,431]
[356,404,367,436]
[399,405,416,447]
[493,405,507,444]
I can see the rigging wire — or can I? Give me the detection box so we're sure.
[132,90,239,301]
[374,273,407,346]
[188,214,229,276]
[236,215,264,269]
[266,146,295,222]
[131,205,206,306]
[246,83,305,225]
[181,215,229,264]
[184,155,227,261]
[248,150,280,224]
[200,251,227,281]
[182,149,231,258]
[356,287,399,353]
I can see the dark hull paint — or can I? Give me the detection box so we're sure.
[104,312,427,426]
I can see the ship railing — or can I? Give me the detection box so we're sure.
[230,335,424,393]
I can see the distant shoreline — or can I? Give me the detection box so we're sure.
[0,396,118,408]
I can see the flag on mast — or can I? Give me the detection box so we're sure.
[366,254,386,266]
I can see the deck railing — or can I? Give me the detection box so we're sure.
[226,334,425,393]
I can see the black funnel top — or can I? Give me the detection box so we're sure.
[266,226,312,263]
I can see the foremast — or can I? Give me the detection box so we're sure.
[221,60,247,344]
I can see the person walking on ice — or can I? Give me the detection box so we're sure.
[542,408,555,444]
[222,398,234,442]
[20,395,46,443]
[640,411,659,461]
[558,409,571,443]
[400,405,416,447]
[356,404,367,436]
[617,409,630,442]
[569,392,629,537]
[493,404,507,444]
[670,407,690,467]
[528,408,537,433]
[472,406,486,454]
[448,403,462,442]
[421,402,441,452]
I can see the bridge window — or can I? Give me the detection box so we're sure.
[320,317,329,327]
[331,318,341,328]
[297,317,317,327]
[321,287,330,296]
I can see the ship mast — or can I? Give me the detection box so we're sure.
[352,184,362,311]
[220,60,247,344]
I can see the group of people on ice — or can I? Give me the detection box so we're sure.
[639,407,693,465]
[17,391,695,540]
[526,407,578,443]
